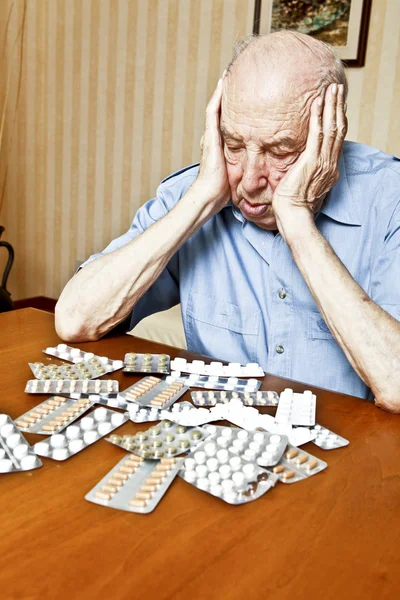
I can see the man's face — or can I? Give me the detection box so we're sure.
[221,60,319,230]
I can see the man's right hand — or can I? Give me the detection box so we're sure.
[194,78,231,211]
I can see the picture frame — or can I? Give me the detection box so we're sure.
[253,0,372,67]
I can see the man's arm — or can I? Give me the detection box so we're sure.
[55,78,229,342]
[273,84,400,413]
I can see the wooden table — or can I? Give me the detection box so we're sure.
[1,308,399,599]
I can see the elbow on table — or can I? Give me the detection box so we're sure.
[54,302,101,343]
[374,390,400,414]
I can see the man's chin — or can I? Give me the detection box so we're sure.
[238,205,278,231]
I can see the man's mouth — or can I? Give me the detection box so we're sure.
[240,199,269,218]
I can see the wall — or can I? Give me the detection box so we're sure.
[0,0,399,302]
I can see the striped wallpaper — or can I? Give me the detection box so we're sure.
[0,0,399,302]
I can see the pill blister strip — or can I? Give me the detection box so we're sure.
[15,396,94,434]
[179,443,278,505]
[127,404,162,423]
[33,408,129,461]
[159,401,220,427]
[275,388,316,426]
[200,424,288,468]
[65,393,127,410]
[106,420,208,460]
[171,358,264,378]
[42,344,124,371]
[25,379,119,395]
[29,359,116,381]
[119,377,188,410]
[123,353,171,375]
[267,444,327,484]
[85,455,184,514]
[191,390,279,407]
[166,373,261,392]
[310,425,349,450]
[0,414,43,473]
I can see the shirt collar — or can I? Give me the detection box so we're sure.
[319,153,361,226]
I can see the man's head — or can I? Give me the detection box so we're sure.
[221,31,348,230]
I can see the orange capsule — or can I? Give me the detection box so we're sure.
[95,491,112,501]
[282,470,296,480]
[273,464,285,474]
[129,498,147,508]
[307,460,318,471]
[296,454,308,465]
[285,449,299,460]
[135,491,152,500]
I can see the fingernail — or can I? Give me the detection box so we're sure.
[332,83,337,94]
[222,69,227,79]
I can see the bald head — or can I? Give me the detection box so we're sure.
[220,31,348,230]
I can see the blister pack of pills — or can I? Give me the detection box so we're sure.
[171,358,264,378]
[127,403,162,423]
[191,390,279,407]
[179,442,278,505]
[200,424,288,467]
[25,379,119,395]
[85,455,184,513]
[29,358,118,380]
[166,372,261,392]
[310,425,349,450]
[15,396,94,434]
[268,445,327,483]
[43,344,124,371]
[33,407,128,461]
[0,414,43,473]
[160,402,222,427]
[119,377,188,410]
[123,352,170,375]
[106,420,208,459]
[275,388,316,426]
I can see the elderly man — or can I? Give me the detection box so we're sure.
[56,31,400,412]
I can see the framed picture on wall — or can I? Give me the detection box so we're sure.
[253,0,372,67]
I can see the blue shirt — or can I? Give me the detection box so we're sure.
[82,141,400,399]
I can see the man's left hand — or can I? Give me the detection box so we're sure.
[272,83,347,234]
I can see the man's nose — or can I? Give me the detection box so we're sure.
[241,154,269,194]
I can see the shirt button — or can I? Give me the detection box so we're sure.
[278,289,287,299]
[276,345,284,354]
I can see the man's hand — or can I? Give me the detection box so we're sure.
[194,77,231,211]
[272,83,347,236]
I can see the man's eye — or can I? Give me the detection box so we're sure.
[226,146,243,153]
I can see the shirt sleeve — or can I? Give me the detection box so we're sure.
[79,180,188,331]
[370,169,400,321]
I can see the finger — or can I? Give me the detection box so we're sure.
[321,83,338,157]
[305,94,323,158]
[205,78,223,133]
[332,84,347,161]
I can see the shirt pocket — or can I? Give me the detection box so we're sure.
[185,292,261,363]
[308,311,335,340]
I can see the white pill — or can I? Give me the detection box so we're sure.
[128,404,139,413]
[204,425,217,435]
[84,353,94,360]
[83,430,98,444]
[259,452,273,464]
[329,434,338,441]
[223,489,238,502]
[13,443,28,459]
[216,436,229,448]
[210,484,223,496]
[69,439,84,453]
[20,454,38,469]
[195,464,208,478]
[66,425,80,440]
[229,446,241,455]
[194,450,206,464]
[243,463,256,478]
[266,444,277,453]
[208,471,221,485]
[232,471,245,488]
[6,433,21,449]
[53,448,69,460]
[197,477,209,490]
[219,464,231,479]
[244,448,256,459]
[81,417,94,430]
[229,456,242,471]
[0,458,13,472]
[185,469,197,483]
[184,457,196,470]
[0,414,9,426]
[51,434,66,448]
[253,432,265,443]
[98,422,112,436]
[221,428,233,438]
[237,430,249,440]
[216,449,229,463]
[34,441,49,455]
[204,442,217,457]
[94,407,108,422]
[249,441,261,451]
[206,458,219,472]
[232,439,245,450]
[71,348,81,356]
[270,434,282,444]
[221,479,234,491]
[1,424,14,437]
